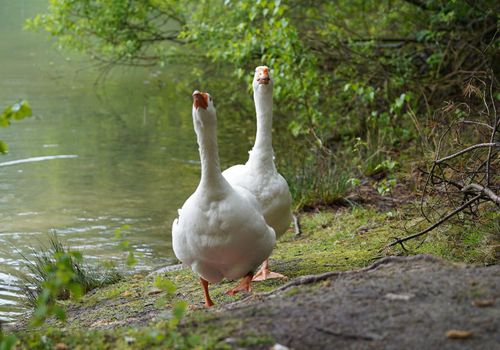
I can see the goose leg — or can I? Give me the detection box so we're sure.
[252,259,286,281]
[200,277,214,307]
[226,272,253,295]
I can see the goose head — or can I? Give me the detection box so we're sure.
[192,90,216,131]
[253,66,273,94]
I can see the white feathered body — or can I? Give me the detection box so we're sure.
[223,152,292,239]
[172,95,275,284]
[222,69,292,239]
[172,184,275,284]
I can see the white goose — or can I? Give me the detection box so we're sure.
[222,66,292,280]
[172,91,276,307]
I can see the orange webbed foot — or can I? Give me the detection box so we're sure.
[252,269,286,281]
[226,273,253,295]
[252,259,287,281]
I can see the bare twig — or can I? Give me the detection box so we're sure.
[434,143,499,164]
[462,183,500,204]
[223,255,443,309]
[458,120,494,130]
[292,214,302,236]
[315,327,382,341]
[387,194,482,248]
[485,74,498,187]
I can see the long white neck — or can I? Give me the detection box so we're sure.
[248,88,276,170]
[195,123,227,193]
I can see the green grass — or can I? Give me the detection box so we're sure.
[281,151,354,210]
[11,204,498,349]
[17,232,123,307]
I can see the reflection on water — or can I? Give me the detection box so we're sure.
[0,0,250,322]
[0,155,78,167]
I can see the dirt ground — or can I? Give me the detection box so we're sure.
[208,255,499,350]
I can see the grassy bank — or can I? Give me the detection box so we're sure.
[13,199,499,349]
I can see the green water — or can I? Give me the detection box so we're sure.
[0,1,249,322]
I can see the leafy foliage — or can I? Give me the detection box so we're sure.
[150,276,197,348]
[17,233,122,325]
[26,0,187,67]
[0,101,32,154]
[113,224,139,267]
[0,328,17,350]
[27,0,499,207]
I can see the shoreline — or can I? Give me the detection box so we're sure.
[9,203,498,348]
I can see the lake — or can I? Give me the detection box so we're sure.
[0,0,250,322]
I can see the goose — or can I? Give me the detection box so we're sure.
[222,66,292,281]
[172,91,276,307]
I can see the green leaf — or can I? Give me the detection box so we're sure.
[289,120,302,137]
[0,334,17,350]
[0,116,9,128]
[68,282,84,300]
[347,178,361,188]
[10,101,32,120]
[53,304,67,321]
[0,140,8,154]
[126,251,137,267]
[70,251,83,261]
[154,276,177,295]
[114,228,123,239]
[120,240,130,249]
[172,300,188,320]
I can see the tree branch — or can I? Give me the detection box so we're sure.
[462,183,500,204]
[435,143,499,164]
[387,194,482,247]
[458,120,494,130]
[485,75,498,187]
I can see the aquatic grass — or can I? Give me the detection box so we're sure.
[17,232,122,308]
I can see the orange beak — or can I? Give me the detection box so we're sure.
[256,67,270,85]
[193,91,208,110]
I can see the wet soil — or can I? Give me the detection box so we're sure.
[208,255,499,349]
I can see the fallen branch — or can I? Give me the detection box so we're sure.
[315,327,381,341]
[434,142,499,164]
[387,194,482,248]
[462,183,500,204]
[415,73,498,244]
[458,120,494,130]
[223,255,443,309]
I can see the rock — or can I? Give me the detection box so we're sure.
[384,292,415,301]
[270,344,290,350]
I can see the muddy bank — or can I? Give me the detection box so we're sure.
[203,255,499,349]
[10,203,499,349]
